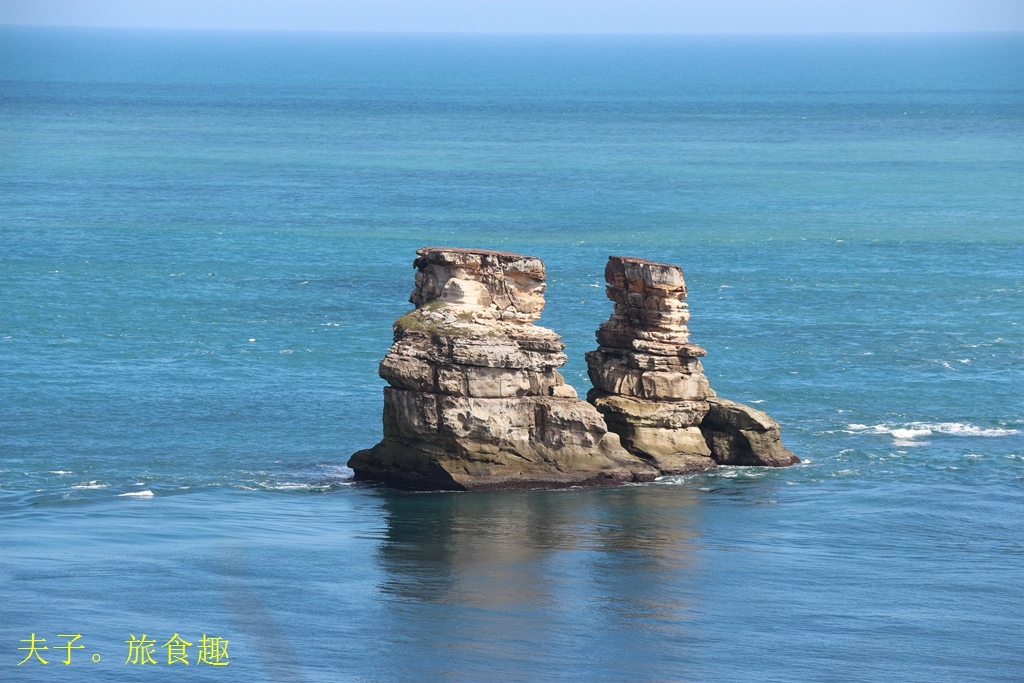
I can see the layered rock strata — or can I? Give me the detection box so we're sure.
[586,256,798,471]
[348,247,659,491]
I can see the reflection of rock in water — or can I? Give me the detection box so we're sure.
[215,547,309,682]
[375,488,702,628]
[377,490,573,604]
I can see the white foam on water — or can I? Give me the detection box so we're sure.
[847,422,1018,440]
[72,481,108,489]
[118,490,154,497]
[929,422,1018,437]
[270,482,308,489]
[261,481,328,491]
[320,465,355,479]
[49,470,72,475]
[891,428,932,440]
[652,474,696,485]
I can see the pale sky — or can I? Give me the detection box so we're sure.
[1,0,1022,34]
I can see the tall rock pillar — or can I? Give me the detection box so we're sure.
[349,248,659,490]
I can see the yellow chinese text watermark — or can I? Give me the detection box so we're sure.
[15,632,229,667]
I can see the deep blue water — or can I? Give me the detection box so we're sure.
[1,27,1022,682]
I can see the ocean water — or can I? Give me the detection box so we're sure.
[1,27,1022,681]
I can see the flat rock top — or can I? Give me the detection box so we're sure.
[607,255,680,270]
[417,246,539,261]
[606,255,685,290]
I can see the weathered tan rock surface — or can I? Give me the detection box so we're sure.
[586,256,798,470]
[349,247,659,490]
[700,397,799,467]
[585,256,716,473]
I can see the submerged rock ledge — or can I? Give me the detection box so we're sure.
[349,247,797,491]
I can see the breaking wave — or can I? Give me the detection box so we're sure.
[847,422,1019,440]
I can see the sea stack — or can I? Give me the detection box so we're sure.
[585,256,718,473]
[586,256,798,471]
[348,247,659,490]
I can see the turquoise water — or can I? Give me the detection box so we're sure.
[2,27,1022,681]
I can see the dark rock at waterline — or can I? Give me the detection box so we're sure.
[700,397,800,467]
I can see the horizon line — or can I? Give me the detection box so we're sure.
[3,23,1024,36]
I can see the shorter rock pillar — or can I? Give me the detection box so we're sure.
[586,256,798,471]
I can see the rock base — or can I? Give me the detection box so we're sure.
[700,397,800,467]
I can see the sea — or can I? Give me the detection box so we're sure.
[1,27,1022,682]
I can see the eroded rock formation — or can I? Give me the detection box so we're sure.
[348,247,659,490]
[585,256,717,473]
[586,256,798,471]
[701,397,799,467]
